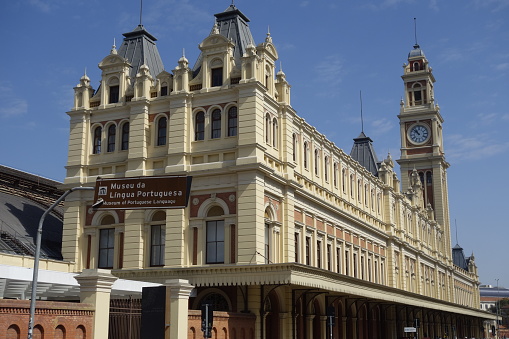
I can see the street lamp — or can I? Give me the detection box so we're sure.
[495,279,500,339]
[27,186,96,339]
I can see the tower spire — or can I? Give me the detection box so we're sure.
[360,90,364,133]
[414,17,419,47]
[139,0,143,26]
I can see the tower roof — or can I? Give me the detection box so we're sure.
[452,244,469,271]
[350,132,380,177]
[117,25,165,82]
[193,4,255,74]
[408,43,425,59]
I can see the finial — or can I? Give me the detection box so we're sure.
[140,0,143,26]
[360,90,364,133]
[182,48,185,58]
[84,67,87,77]
[265,26,272,43]
[111,38,117,55]
[280,61,283,73]
[211,19,219,35]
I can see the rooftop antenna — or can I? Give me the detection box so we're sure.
[360,90,364,133]
[455,219,459,245]
[414,17,419,46]
[140,0,143,26]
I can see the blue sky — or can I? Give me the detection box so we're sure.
[1,0,508,287]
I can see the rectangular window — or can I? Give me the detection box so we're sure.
[353,253,358,278]
[150,225,165,266]
[336,247,341,273]
[109,85,119,104]
[264,223,270,264]
[98,228,115,269]
[211,68,223,87]
[327,243,332,271]
[345,250,350,276]
[361,256,365,280]
[305,236,311,266]
[161,86,168,96]
[316,240,322,268]
[206,220,224,264]
[294,232,300,263]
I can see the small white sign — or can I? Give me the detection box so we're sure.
[404,327,417,333]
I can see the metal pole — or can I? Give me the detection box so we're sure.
[27,186,94,339]
[496,279,500,339]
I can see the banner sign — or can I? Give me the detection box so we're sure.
[94,175,192,210]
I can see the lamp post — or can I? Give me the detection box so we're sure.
[27,186,95,339]
[496,279,500,339]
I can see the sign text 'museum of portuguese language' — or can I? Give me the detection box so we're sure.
[94,176,192,210]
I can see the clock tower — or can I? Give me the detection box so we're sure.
[397,43,452,256]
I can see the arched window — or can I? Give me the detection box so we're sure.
[413,62,420,71]
[55,325,66,339]
[211,109,221,139]
[314,149,319,176]
[350,174,355,197]
[342,169,347,193]
[107,124,116,152]
[303,142,309,169]
[200,293,230,312]
[272,118,278,148]
[206,206,225,264]
[333,163,338,187]
[364,184,369,205]
[99,227,115,269]
[292,133,297,162]
[195,111,205,141]
[93,126,102,154]
[265,114,271,144]
[324,156,329,181]
[357,179,362,201]
[157,116,167,146]
[150,211,166,267]
[121,122,129,151]
[227,106,238,137]
[412,83,423,105]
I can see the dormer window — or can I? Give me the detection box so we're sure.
[211,68,223,87]
[161,82,168,96]
[108,77,120,104]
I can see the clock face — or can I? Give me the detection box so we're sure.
[409,124,430,144]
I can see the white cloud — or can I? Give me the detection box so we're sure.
[144,0,211,35]
[370,118,394,135]
[470,0,509,12]
[314,54,343,95]
[299,1,310,7]
[495,63,509,71]
[0,83,28,118]
[447,133,509,161]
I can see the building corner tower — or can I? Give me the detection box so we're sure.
[396,43,452,262]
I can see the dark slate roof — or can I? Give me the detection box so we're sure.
[409,43,425,58]
[193,4,255,74]
[350,132,380,177]
[118,25,165,82]
[0,165,64,260]
[452,243,469,271]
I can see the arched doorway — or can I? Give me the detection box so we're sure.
[264,290,280,339]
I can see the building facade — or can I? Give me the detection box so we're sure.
[63,4,492,338]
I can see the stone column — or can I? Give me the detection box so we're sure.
[165,279,194,339]
[75,269,118,339]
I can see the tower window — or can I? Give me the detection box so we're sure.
[211,109,221,139]
[195,112,205,140]
[107,124,116,152]
[211,68,223,87]
[157,117,167,146]
[93,126,102,154]
[227,106,238,137]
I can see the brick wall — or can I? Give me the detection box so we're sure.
[0,299,94,339]
[188,310,255,339]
